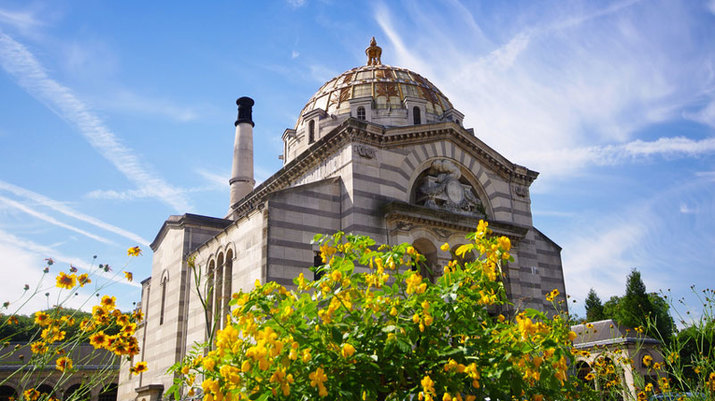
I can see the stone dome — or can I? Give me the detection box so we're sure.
[295,64,454,128]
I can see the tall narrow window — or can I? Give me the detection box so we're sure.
[308,120,315,143]
[357,106,366,120]
[159,274,167,325]
[313,251,324,280]
[413,106,421,125]
[223,250,233,322]
[206,261,215,328]
[215,253,224,330]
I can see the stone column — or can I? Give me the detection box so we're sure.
[229,97,255,209]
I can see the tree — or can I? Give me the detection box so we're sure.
[594,270,674,343]
[618,269,654,329]
[170,221,595,401]
[585,288,605,322]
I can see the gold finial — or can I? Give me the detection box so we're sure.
[365,36,382,66]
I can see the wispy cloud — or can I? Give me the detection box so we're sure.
[0,7,43,33]
[102,88,205,122]
[0,228,140,288]
[522,136,715,179]
[0,230,140,314]
[560,174,715,316]
[0,33,191,212]
[286,0,307,8]
[0,195,115,245]
[0,180,150,247]
[375,0,715,179]
[196,169,228,189]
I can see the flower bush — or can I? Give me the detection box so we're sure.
[170,221,596,401]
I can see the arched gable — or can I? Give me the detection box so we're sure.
[405,155,494,218]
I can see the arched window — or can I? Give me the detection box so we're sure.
[412,238,438,282]
[206,260,215,327]
[313,251,324,281]
[215,253,224,329]
[223,249,233,324]
[308,120,315,143]
[574,361,595,389]
[98,383,118,401]
[36,385,54,399]
[159,273,168,325]
[0,385,17,401]
[65,383,89,401]
[413,106,421,125]
[357,106,366,120]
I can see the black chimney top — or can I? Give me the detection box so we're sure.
[235,97,255,127]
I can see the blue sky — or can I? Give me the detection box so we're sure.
[0,0,713,322]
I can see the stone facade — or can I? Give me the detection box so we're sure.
[118,43,567,400]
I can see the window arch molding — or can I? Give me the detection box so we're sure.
[406,157,493,218]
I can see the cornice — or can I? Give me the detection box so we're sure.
[382,201,530,243]
[228,118,539,218]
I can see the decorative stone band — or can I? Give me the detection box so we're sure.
[227,118,538,217]
[229,177,254,184]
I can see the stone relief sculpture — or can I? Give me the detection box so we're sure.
[416,159,486,217]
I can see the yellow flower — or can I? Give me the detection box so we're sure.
[56,272,76,289]
[127,246,142,256]
[546,288,559,302]
[34,311,51,326]
[440,243,450,252]
[568,331,578,341]
[706,372,715,392]
[90,331,109,349]
[341,343,355,358]
[203,357,216,371]
[642,354,652,367]
[497,236,511,251]
[55,356,73,372]
[30,341,48,354]
[100,295,116,310]
[23,389,40,401]
[78,273,91,287]
[130,361,148,375]
[309,367,328,397]
[124,271,133,282]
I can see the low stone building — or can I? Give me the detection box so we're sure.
[0,343,118,401]
[118,39,568,400]
[571,319,663,400]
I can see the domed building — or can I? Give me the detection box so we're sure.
[118,39,566,400]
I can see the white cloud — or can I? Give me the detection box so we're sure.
[679,203,696,214]
[683,100,715,128]
[0,7,43,32]
[0,228,140,314]
[0,180,150,247]
[375,1,714,179]
[308,64,339,84]
[0,33,191,212]
[291,50,300,59]
[196,169,229,189]
[0,194,115,245]
[101,88,204,122]
[708,0,715,15]
[286,0,306,8]
[521,136,715,180]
